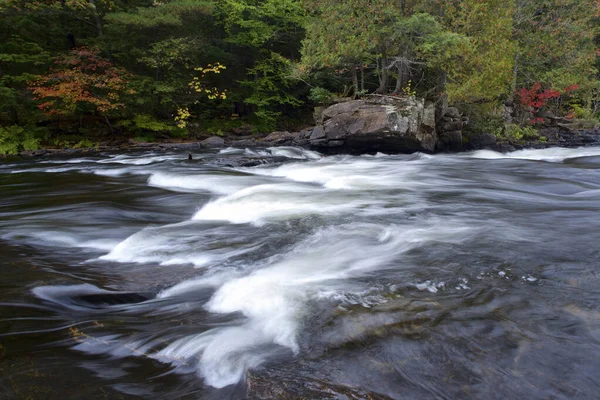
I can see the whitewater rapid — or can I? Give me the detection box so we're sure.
[5,145,600,393]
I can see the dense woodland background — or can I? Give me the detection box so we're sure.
[0,0,599,153]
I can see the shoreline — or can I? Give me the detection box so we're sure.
[3,126,600,160]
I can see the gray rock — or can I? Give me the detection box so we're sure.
[445,107,460,118]
[468,132,497,149]
[298,128,313,139]
[440,121,463,132]
[230,138,257,147]
[328,140,345,147]
[488,143,516,152]
[201,136,225,148]
[310,95,438,153]
[262,131,298,145]
[309,126,325,140]
[436,131,462,151]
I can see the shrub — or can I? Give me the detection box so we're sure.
[308,87,334,105]
[0,125,42,155]
[498,124,539,141]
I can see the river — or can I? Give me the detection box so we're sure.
[2,146,600,399]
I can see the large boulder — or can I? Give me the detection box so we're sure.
[309,95,437,153]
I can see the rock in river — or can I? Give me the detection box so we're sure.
[309,95,437,154]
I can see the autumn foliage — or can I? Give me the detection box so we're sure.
[28,47,131,117]
[517,82,579,123]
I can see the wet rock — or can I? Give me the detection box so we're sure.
[489,143,516,153]
[201,136,225,148]
[441,121,463,132]
[298,128,313,139]
[231,124,253,136]
[309,95,438,154]
[18,149,49,157]
[465,132,497,150]
[436,131,463,151]
[209,156,292,168]
[262,131,299,145]
[309,126,326,140]
[245,370,393,400]
[230,138,257,148]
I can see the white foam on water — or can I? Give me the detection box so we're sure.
[10,166,84,174]
[467,146,600,162]
[99,221,263,267]
[32,283,108,304]
[40,158,98,164]
[97,154,181,165]
[3,230,118,252]
[265,146,322,160]
[93,168,152,177]
[219,147,245,155]
[192,183,368,224]
[240,158,423,191]
[234,146,321,160]
[147,171,265,195]
[100,225,213,267]
[153,221,475,387]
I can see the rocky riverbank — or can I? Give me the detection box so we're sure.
[6,126,600,161]
[5,95,600,159]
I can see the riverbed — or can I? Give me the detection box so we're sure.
[2,146,600,399]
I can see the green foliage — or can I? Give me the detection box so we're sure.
[106,1,213,27]
[308,87,333,105]
[444,0,517,103]
[251,110,280,134]
[73,138,95,149]
[401,80,417,97]
[197,118,245,135]
[133,133,155,143]
[497,124,539,141]
[461,103,504,136]
[0,0,598,142]
[569,103,598,121]
[242,51,303,129]
[138,38,200,74]
[131,114,173,132]
[118,114,188,138]
[0,125,41,154]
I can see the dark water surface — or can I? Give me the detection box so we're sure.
[2,146,600,399]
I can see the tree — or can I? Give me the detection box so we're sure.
[301,0,392,95]
[442,0,517,103]
[28,47,131,131]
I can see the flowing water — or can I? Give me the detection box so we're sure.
[2,146,600,399]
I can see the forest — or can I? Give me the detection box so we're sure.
[0,0,598,154]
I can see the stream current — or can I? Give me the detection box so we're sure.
[2,146,600,399]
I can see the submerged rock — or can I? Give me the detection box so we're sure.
[308,95,437,154]
[208,155,292,168]
[245,370,393,400]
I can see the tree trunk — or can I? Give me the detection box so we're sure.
[104,115,114,136]
[360,66,365,92]
[88,0,103,37]
[376,51,388,94]
[392,66,403,95]
[435,69,448,123]
[507,53,519,105]
[504,53,519,124]
[351,66,359,98]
